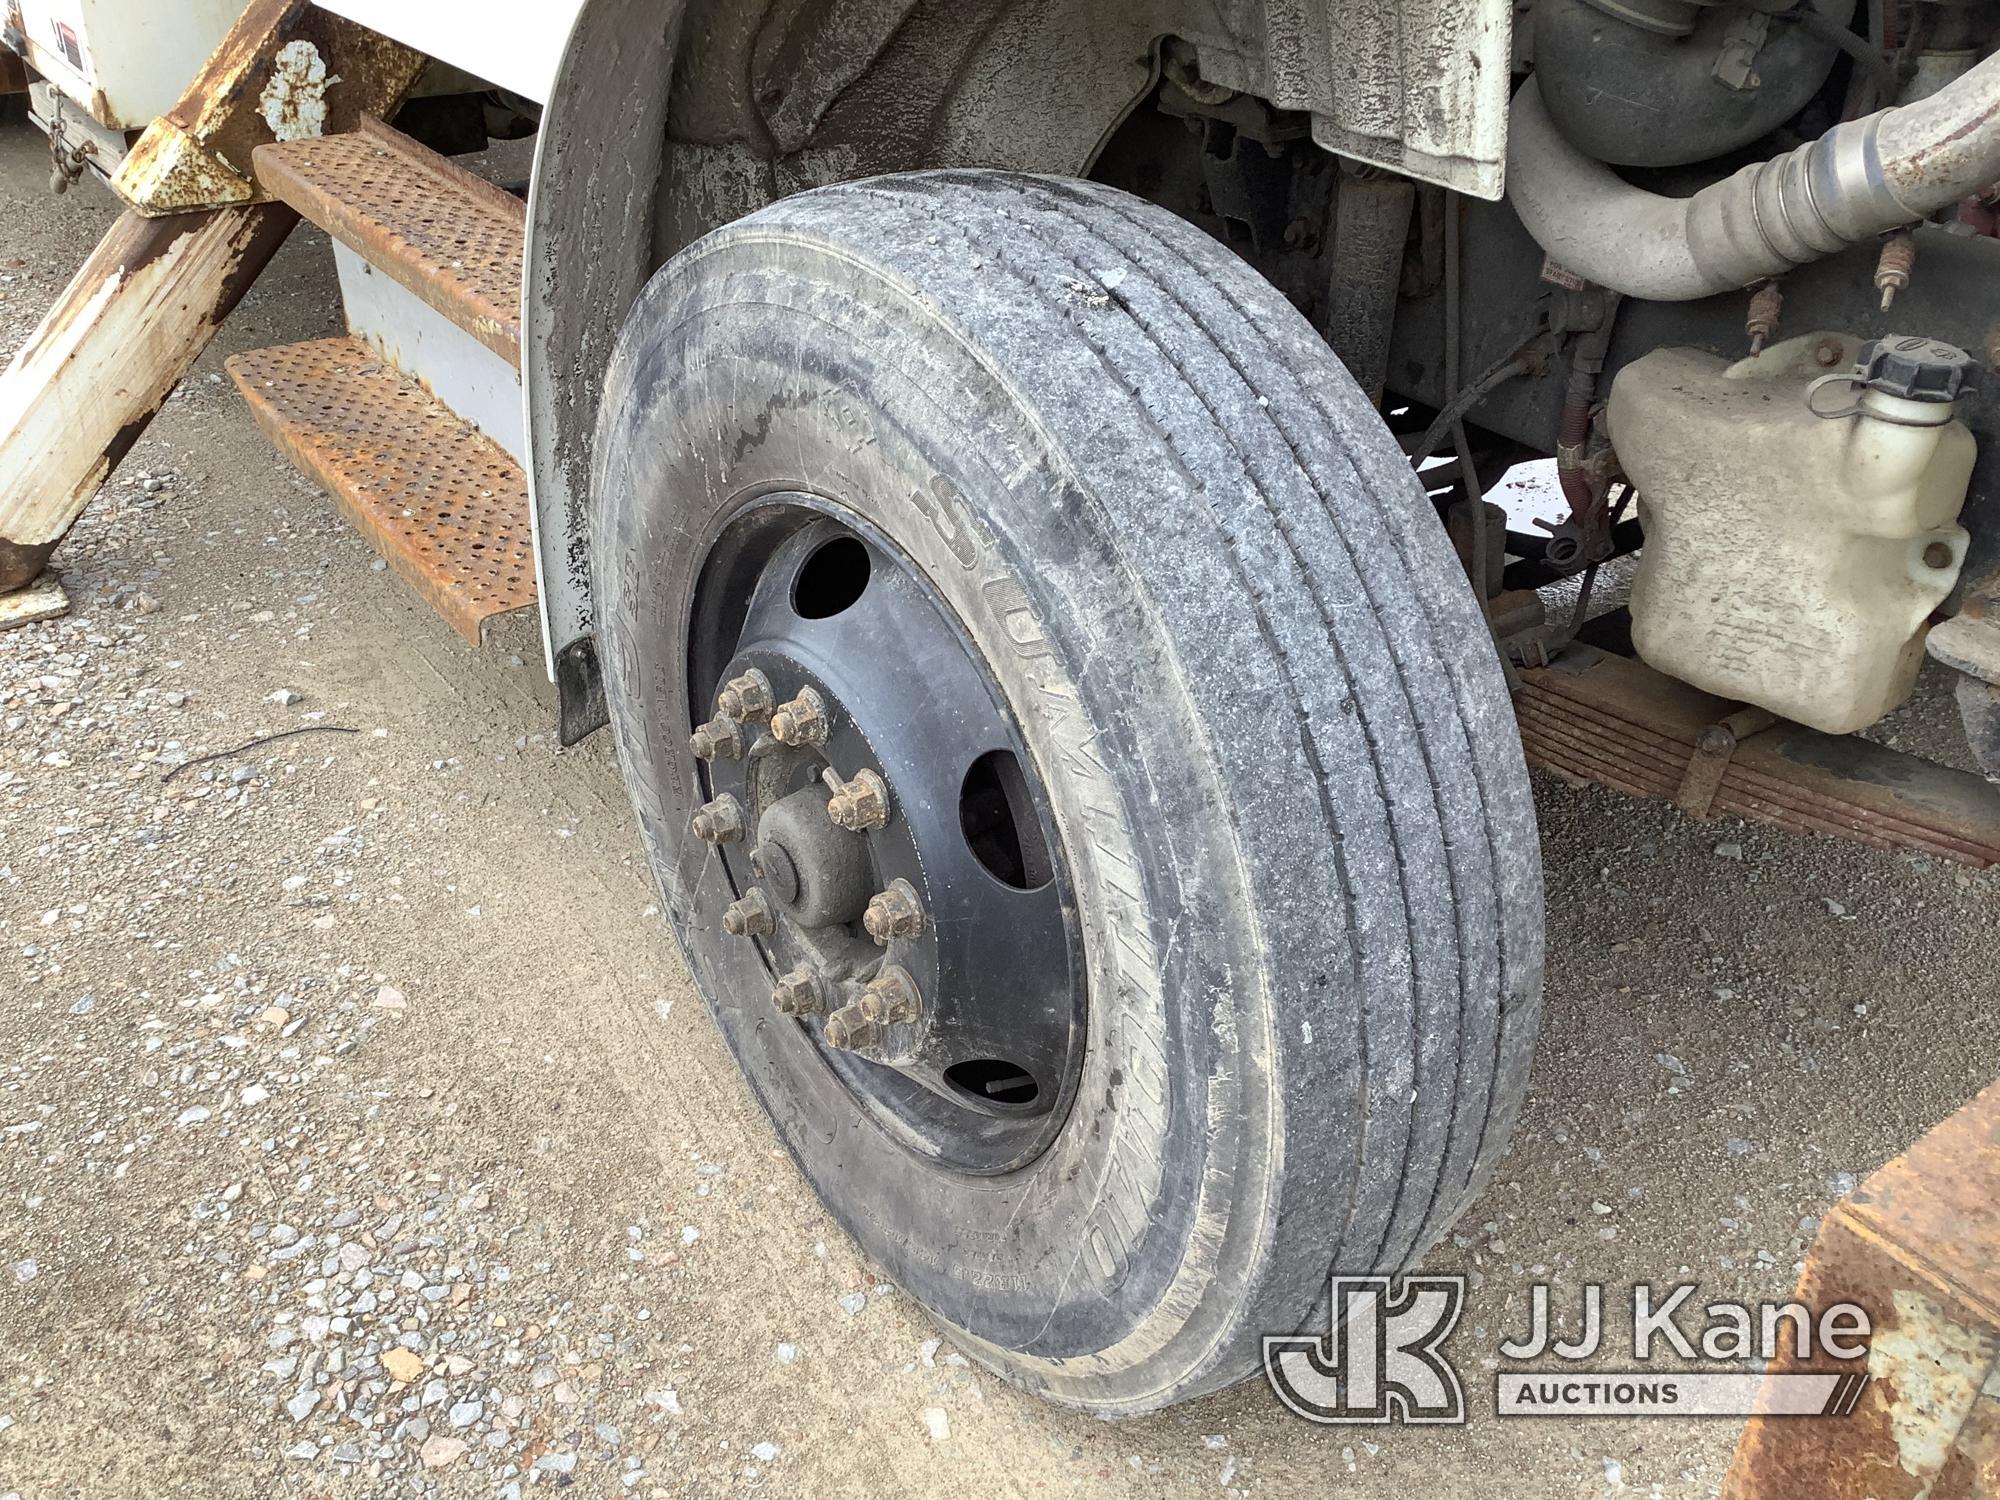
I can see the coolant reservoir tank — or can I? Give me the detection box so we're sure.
[1611,334,1977,734]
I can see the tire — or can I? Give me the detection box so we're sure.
[591,170,1543,1412]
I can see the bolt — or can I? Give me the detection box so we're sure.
[1695,724,1736,756]
[770,687,829,748]
[822,1002,879,1053]
[717,668,774,723]
[1924,541,1957,571]
[1875,232,1916,313]
[822,767,890,832]
[1813,337,1845,369]
[1744,281,1783,355]
[856,965,922,1026]
[862,879,925,944]
[771,965,825,1017]
[690,794,748,845]
[722,887,776,938]
[688,714,744,762]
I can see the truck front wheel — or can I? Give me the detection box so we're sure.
[590,170,1544,1412]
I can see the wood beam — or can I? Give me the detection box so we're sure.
[0,205,296,591]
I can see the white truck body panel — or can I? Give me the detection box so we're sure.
[12,0,242,128]
[311,0,584,103]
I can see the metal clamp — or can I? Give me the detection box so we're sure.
[1804,371,1950,428]
[1675,705,1778,819]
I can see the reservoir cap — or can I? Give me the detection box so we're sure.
[1858,336,1978,403]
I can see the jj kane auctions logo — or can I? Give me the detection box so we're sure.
[1264,1277,1872,1424]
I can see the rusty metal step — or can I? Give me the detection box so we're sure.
[253,118,524,368]
[227,337,536,645]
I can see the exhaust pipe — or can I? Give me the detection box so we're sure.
[1506,54,2000,302]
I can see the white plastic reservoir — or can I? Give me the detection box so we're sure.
[1610,334,1977,735]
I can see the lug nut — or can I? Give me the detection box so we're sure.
[770,687,830,747]
[717,668,774,722]
[822,767,890,832]
[823,1002,879,1053]
[862,879,925,944]
[689,714,744,761]
[771,964,825,1017]
[856,964,922,1026]
[691,794,748,845]
[722,887,776,937]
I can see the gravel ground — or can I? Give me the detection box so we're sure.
[2,119,1997,1500]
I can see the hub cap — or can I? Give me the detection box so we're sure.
[687,502,1084,1173]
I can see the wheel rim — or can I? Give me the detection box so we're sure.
[685,496,1085,1174]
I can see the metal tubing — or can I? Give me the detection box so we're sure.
[1508,54,2000,300]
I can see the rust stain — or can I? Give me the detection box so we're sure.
[117,123,258,210]
[1870,1288,1998,1481]
[226,338,537,644]
[0,46,30,98]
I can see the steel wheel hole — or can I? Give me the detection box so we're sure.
[945,1058,1039,1106]
[959,749,1053,890]
[791,536,872,619]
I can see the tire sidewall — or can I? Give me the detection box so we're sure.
[592,245,1276,1404]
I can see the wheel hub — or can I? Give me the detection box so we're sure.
[683,505,1084,1172]
[750,787,871,927]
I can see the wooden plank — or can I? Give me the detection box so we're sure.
[0,205,296,591]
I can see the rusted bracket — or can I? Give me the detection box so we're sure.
[110,0,425,217]
[1724,1080,2000,1499]
[1674,705,1778,820]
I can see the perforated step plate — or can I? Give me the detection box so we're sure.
[254,118,525,368]
[227,337,536,645]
